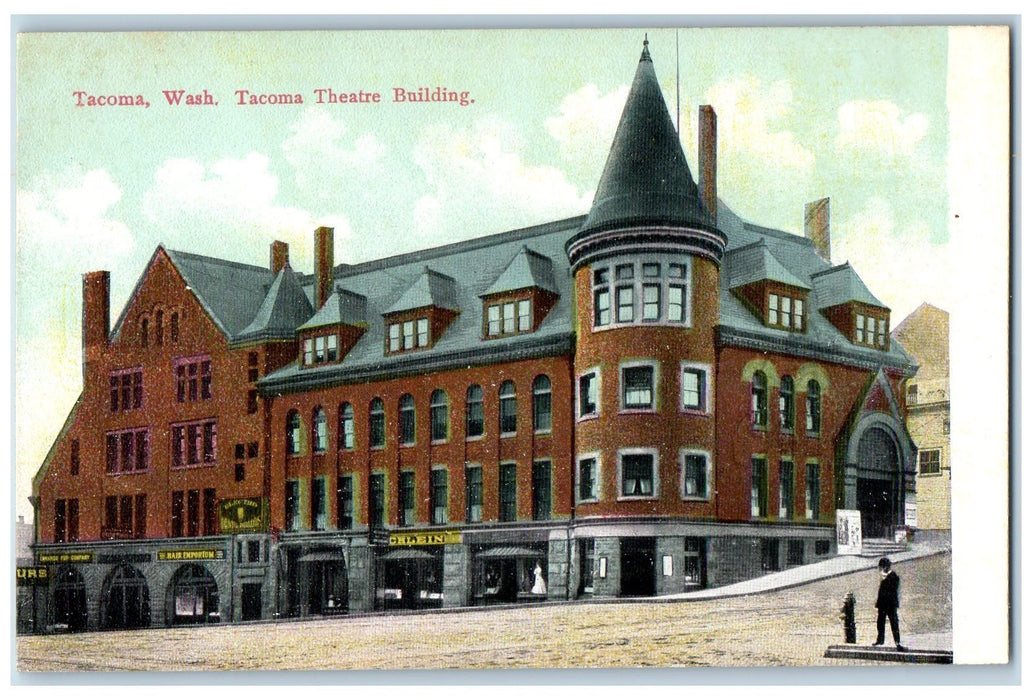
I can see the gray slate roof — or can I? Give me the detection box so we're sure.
[726,239,812,290]
[811,263,886,310]
[481,245,558,296]
[577,40,710,237]
[383,266,461,315]
[298,287,368,330]
[237,264,315,341]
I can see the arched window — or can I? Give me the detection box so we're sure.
[779,376,795,432]
[430,389,449,442]
[466,385,484,438]
[140,318,149,348]
[532,375,552,432]
[499,381,517,434]
[369,398,385,448]
[338,403,354,450]
[312,407,328,453]
[399,394,416,445]
[155,310,164,347]
[286,411,303,455]
[751,372,768,429]
[170,312,179,343]
[806,380,822,433]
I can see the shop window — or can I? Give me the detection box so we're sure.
[369,398,385,448]
[499,463,517,522]
[285,411,303,456]
[106,428,150,474]
[578,456,599,502]
[338,402,355,450]
[532,375,552,432]
[621,363,656,411]
[532,460,551,521]
[779,460,794,519]
[431,468,448,525]
[399,394,416,445]
[751,372,768,429]
[919,449,942,475]
[806,380,822,434]
[816,540,831,556]
[779,376,795,432]
[681,451,709,499]
[312,408,328,453]
[284,481,300,532]
[681,364,709,412]
[337,475,354,530]
[399,472,415,526]
[751,457,768,518]
[109,368,143,412]
[806,463,820,520]
[578,370,599,418]
[499,381,517,435]
[369,474,386,527]
[465,464,483,523]
[465,385,484,438]
[430,390,449,442]
[174,356,212,403]
[311,477,327,531]
[619,451,656,498]
[788,540,805,566]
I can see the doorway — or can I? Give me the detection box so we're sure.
[620,537,655,597]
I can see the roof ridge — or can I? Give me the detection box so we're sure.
[166,248,272,275]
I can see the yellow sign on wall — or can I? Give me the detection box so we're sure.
[16,567,49,585]
[38,551,94,564]
[218,497,268,534]
[157,549,226,562]
[389,530,461,546]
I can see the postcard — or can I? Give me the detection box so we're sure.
[12,24,1010,674]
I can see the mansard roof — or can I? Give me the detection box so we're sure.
[811,262,887,310]
[726,239,812,290]
[577,39,709,237]
[298,287,368,330]
[481,245,558,297]
[237,263,315,341]
[384,266,460,314]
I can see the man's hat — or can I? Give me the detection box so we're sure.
[878,557,891,569]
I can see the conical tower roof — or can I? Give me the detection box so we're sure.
[578,38,709,236]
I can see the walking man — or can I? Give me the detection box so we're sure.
[873,557,904,650]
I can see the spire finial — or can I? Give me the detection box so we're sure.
[641,33,652,62]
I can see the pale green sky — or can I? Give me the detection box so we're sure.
[15,27,955,520]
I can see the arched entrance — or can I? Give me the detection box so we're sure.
[101,563,151,630]
[52,566,88,632]
[856,426,901,539]
[167,564,220,625]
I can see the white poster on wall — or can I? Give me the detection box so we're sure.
[836,509,863,555]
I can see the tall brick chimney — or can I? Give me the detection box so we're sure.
[699,105,718,223]
[82,270,110,377]
[805,198,831,260]
[270,240,289,275]
[314,226,334,310]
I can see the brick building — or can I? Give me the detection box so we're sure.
[30,41,918,632]
[892,303,950,535]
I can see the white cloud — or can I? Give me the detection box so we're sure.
[545,83,629,187]
[836,100,929,159]
[836,197,954,320]
[142,153,353,270]
[411,121,592,243]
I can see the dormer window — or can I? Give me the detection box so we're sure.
[767,292,805,331]
[855,311,889,349]
[481,245,558,339]
[303,333,339,365]
[387,316,431,354]
[485,297,533,338]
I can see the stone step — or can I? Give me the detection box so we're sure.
[824,644,952,664]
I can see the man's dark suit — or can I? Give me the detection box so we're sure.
[875,569,901,646]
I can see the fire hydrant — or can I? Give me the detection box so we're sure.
[839,592,857,644]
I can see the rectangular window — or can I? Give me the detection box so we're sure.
[417,318,429,347]
[70,439,80,476]
[667,284,686,323]
[788,539,805,566]
[285,480,300,532]
[134,494,147,539]
[399,472,415,526]
[578,456,599,501]
[779,461,794,519]
[465,464,483,523]
[855,313,865,343]
[805,463,820,520]
[622,365,655,410]
[119,495,133,535]
[172,491,184,538]
[781,295,792,327]
[369,474,386,528]
[105,428,150,474]
[304,338,314,365]
[104,495,118,533]
[305,333,339,365]
[389,324,401,352]
[594,288,611,327]
[751,457,768,518]
[311,477,326,531]
[620,453,655,498]
[247,389,259,414]
[616,286,634,322]
[327,334,338,361]
[793,299,804,330]
[487,304,501,335]
[642,283,661,321]
[579,371,599,417]
[187,490,200,537]
[867,316,876,345]
[54,499,66,543]
[876,319,887,348]
[502,302,516,334]
[337,475,353,530]
[532,460,551,521]
[109,368,143,412]
[919,449,942,475]
[431,469,448,525]
[517,299,532,331]
[499,463,517,522]
[315,335,326,363]
[681,366,706,411]
[769,293,803,330]
[67,499,79,542]
[682,452,708,498]
[202,488,216,536]
[402,320,415,350]
[171,419,217,468]
[174,356,212,403]
[768,293,779,325]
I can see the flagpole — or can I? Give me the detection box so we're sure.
[676,29,681,137]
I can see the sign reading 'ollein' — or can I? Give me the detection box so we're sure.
[388,531,462,546]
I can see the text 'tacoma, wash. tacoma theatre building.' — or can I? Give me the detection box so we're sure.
[31,42,918,632]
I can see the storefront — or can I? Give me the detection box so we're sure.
[299,548,348,615]
[52,565,88,632]
[473,544,548,604]
[379,548,443,610]
[167,563,220,625]
[101,563,151,630]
